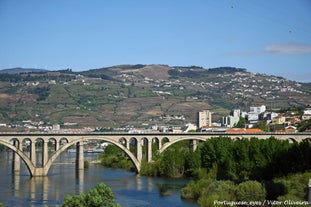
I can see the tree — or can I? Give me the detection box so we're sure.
[298,119,311,132]
[234,117,246,128]
[62,183,120,207]
[254,120,269,132]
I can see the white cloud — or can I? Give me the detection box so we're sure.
[265,44,311,55]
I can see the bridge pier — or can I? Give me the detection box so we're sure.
[190,140,198,151]
[76,142,84,170]
[43,140,49,166]
[147,140,152,162]
[31,141,36,166]
[12,140,20,173]
[13,152,21,173]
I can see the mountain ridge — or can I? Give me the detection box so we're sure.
[0,67,49,74]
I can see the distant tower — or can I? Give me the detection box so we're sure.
[197,110,212,128]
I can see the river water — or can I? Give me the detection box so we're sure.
[0,151,198,207]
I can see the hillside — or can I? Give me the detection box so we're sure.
[0,67,49,74]
[0,65,310,129]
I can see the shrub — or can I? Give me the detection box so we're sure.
[236,180,266,202]
[62,183,120,207]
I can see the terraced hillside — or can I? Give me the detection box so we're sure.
[0,65,310,129]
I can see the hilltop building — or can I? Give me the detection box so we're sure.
[197,110,212,128]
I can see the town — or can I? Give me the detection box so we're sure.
[1,104,310,134]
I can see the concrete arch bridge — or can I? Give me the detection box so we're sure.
[0,132,310,176]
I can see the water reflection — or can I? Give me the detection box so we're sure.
[76,169,84,194]
[0,151,198,207]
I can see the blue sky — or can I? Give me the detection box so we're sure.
[0,0,311,82]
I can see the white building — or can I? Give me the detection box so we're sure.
[250,105,266,114]
[197,110,212,128]
[183,123,197,132]
[303,107,311,115]
[52,124,60,131]
[301,107,311,120]
[247,112,259,121]
[222,109,240,128]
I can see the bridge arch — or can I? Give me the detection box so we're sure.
[304,138,311,143]
[152,137,160,151]
[44,136,141,175]
[119,137,127,146]
[287,138,297,143]
[161,137,169,147]
[0,139,36,176]
[159,136,207,153]
[10,138,20,148]
[48,138,57,152]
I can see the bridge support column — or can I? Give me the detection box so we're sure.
[158,140,162,151]
[31,141,36,167]
[190,140,198,151]
[126,140,130,150]
[76,142,84,170]
[137,141,142,163]
[43,141,49,167]
[76,168,84,194]
[12,140,20,173]
[55,140,60,151]
[147,139,152,162]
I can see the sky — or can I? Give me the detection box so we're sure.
[0,0,311,82]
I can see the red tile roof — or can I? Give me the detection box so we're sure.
[227,128,263,133]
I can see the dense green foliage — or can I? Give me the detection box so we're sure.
[140,141,201,177]
[62,183,120,207]
[99,145,134,171]
[178,137,310,206]
[234,117,246,128]
[271,172,311,201]
[235,180,266,201]
[140,137,311,181]
[254,120,269,131]
[182,171,311,206]
[298,119,311,132]
[200,137,310,181]
[28,86,50,101]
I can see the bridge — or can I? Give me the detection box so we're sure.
[0,132,310,176]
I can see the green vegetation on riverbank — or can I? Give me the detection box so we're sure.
[182,179,266,206]
[140,137,310,180]
[99,137,310,205]
[181,171,311,206]
[99,145,134,171]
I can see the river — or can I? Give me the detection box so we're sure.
[0,151,198,207]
